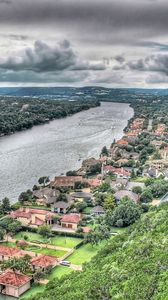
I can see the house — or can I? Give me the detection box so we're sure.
[87,178,101,187]
[126,181,145,191]
[103,166,131,179]
[51,176,84,189]
[0,270,31,298]
[150,140,164,149]
[31,255,57,271]
[33,187,60,205]
[91,206,105,215]
[71,191,93,200]
[10,208,56,227]
[159,147,168,160]
[114,190,139,203]
[51,201,71,214]
[111,178,128,190]
[117,139,128,146]
[0,246,36,262]
[60,214,81,230]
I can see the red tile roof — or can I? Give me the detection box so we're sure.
[0,246,20,256]
[31,216,44,226]
[0,270,31,287]
[61,214,81,224]
[31,255,57,268]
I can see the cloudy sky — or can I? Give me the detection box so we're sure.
[0,0,168,87]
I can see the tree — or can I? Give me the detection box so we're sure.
[101,146,108,157]
[19,189,33,204]
[7,220,22,236]
[109,197,142,227]
[1,197,11,213]
[66,170,77,176]
[0,228,5,241]
[140,189,153,203]
[132,186,142,195]
[0,255,31,274]
[103,194,116,211]
[38,176,50,186]
[38,225,51,237]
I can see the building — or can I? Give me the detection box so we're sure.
[0,270,31,298]
[51,201,71,214]
[31,255,57,271]
[91,206,105,215]
[33,187,60,205]
[0,246,36,262]
[114,190,139,203]
[126,181,145,191]
[10,208,56,227]
[60,214,81,230]
[71,191,93,200]
[159,147,168,160]
[51,176,84,189]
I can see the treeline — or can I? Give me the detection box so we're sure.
[27,203,168,300]
[0,97,100,136]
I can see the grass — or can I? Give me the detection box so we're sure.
[68,241,106,265]
[50,236,83,248]
[14,231,83,248]
[1,242,66,258]
[47,265,73,280]
[110,226,126,233]
[20,284,45,299]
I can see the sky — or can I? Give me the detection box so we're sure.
[0,0,168,87]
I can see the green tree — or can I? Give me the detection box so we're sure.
[103,194,116,211]
[0,255,31,274]
[110,197,142,227]
[1,197,11,213]
[38,176,50,186]
[101,146,108,156]
[38,225,51,238]
[140,189,153,203]
[132,186,143,194]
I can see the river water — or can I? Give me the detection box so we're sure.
[0,102,133,202]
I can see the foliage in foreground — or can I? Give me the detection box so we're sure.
[26,203,168,300]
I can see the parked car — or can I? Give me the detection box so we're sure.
[60,260,71,267]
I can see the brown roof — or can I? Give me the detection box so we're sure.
[31,255,57,268]
[51,176,83,187]
[61,214,81,224]
[0,270,31,287]
[114,190,139,203]
[0,246,20,256]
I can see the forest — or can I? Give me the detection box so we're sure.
[0,97,100,136]
[27,203,168,300]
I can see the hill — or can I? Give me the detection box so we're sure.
[26,203,168,300]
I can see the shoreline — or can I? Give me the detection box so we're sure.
[0,102,133,201]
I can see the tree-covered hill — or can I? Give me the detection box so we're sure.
[27,203,168,300]
[0,98,100,136]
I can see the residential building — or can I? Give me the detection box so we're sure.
[10,208,56,227]
[31,255,57,271]
[91,206,105,215]
[60,214,81,230]
[51,176,84,189]
[114,190,139,203]
[0,270,31,298]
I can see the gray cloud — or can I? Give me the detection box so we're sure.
[0,40,105,72]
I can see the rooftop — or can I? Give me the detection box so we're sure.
[31,255,57,268]
[61,214,81,224]
[0,270,31,287]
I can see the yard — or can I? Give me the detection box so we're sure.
[14,231,83,249]
[20,284,45,299]
[47,265,73,280]
[1,242,66,257]
[68,241,106,265]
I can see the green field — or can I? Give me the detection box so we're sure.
[20,284,45,299]
[68,241,106,265]
[1,242,66,258]
[14,231,83,248]
[47,265,73,280]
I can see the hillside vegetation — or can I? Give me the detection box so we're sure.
[27,203,168,300]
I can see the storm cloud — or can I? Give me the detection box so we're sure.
[0,0,168,86]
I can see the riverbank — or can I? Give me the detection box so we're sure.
[0,102,133,201]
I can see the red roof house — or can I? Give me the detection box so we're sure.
[31,255,57,270]
[60,214,81,231]
[0,270,31,298]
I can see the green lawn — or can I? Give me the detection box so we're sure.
[14,231,83,248]
[47,265,73,280]
[20,284,45,299]
[68,241,106,265]
[110,226,126,233]
[50,236,83,248]
[1,242,66,258]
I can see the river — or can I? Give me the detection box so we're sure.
[0,102,133,202]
